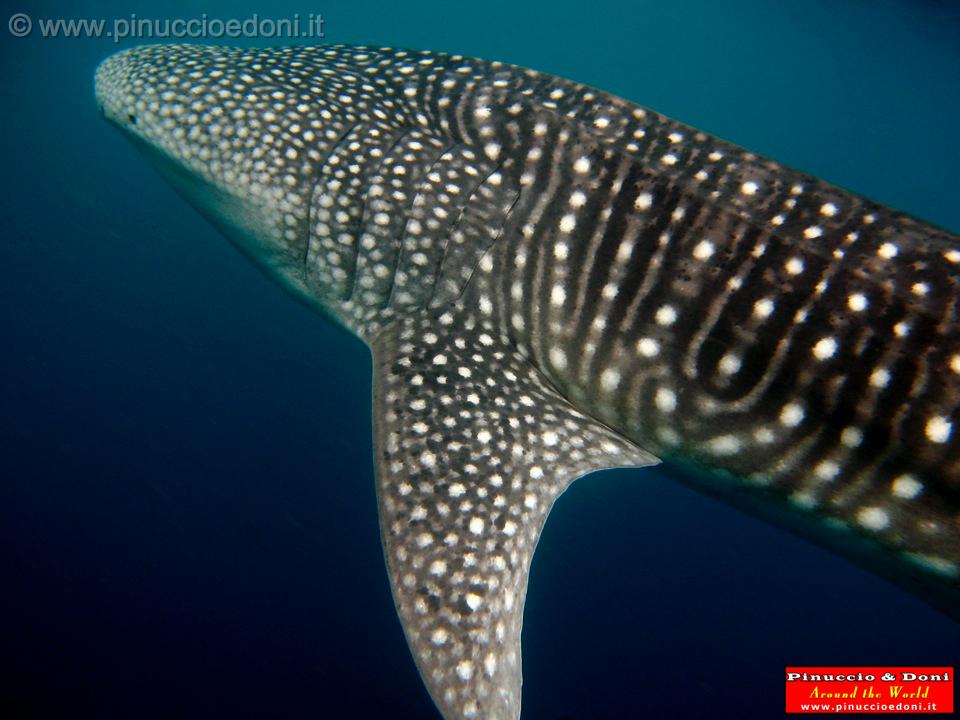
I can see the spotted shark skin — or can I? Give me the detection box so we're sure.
[95,43,959,720]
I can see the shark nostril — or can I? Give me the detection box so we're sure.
[127,112,138,125]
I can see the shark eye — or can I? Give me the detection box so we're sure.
[127,112,138,125]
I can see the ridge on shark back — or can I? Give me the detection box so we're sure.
[95,43,959,720]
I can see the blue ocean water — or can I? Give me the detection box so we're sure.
[1,1,958,718]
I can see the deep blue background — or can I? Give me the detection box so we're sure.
[1,1,958,718]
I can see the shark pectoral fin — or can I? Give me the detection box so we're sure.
[371,311,659,720]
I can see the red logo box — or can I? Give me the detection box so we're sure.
[785,666,953,714]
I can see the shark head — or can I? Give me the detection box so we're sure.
[95,46,314,296]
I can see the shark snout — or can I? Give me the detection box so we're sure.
[95,48,145,129]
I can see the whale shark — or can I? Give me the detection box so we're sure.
[95,43,959,719]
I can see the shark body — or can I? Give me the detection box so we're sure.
[95,44,959,719]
